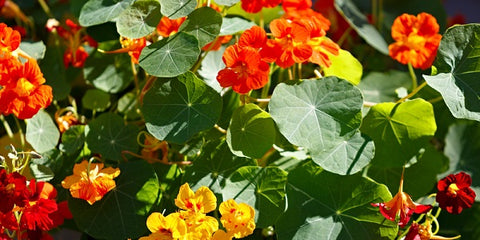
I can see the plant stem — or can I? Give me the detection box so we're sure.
[396,81,427,103]
[14,118,25,149]
[38,0,54,18]
[0,115,14,139]
[408,62,418,89]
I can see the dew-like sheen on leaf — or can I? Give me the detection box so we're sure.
[143,72,222,144]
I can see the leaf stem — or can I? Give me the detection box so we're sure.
[214,124,227,134]
[408,62,417,89]
[14,118,25,149]
[0,115,14,140]
[37,0,54,18]
[396,81,427,103]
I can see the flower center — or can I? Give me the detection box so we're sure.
[15,77,36,97]
[404,34,427,51]
[447,183,460,196]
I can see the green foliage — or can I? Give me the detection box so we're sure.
[220,17,255,36]
[69,160,160,240]
[59,125,86,155]
[276,161,398,240]
[26,110,60,153]
[82,89,111,111]
[159,0,197,19]
[324,49,363,85]
[179,7,223,48]
[116,0,162,39]
[79,0,134,27]
[142,72,222,143]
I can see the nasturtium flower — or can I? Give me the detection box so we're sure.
[0,57,53,119]
[388,12,442,69]
[371,173,432,227]
[140,212,187,240]
[180,211,219,239]
[102,36,147,64]
[219,199,255,239]
[212,229,232,240]
[20,180,58,231]
[308,36,340,68]
[0,169,28,213]
[240,0,282,13]
[405,222,460,240]
[0,210,18,231]
[436,172,476,214]
[61,160,120,205]
[156,16,186,38]
[175,183,217,214]
[0,22,20,52]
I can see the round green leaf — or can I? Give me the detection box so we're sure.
[215,0,239,6]
[117,92,141,120]
[29,163,54,182]
[86,113,139,161]
[183,139,256,194]
[227,104,276,159]
[424,24,480,121]
[276,161,398,240]
[269,77,363,157]
[159,0,196,19]
[179,7,222,48]
[142,72,222,143]
[69,161,160,240]
[82,89,111,111]
[116,0,162,39]
[138,32,200,78]
[443,122,480,201]
[219,17,255,36]
[26,110,60,153]
[334,0,389,55]
[323,49,363,85]
[198,46,225,93]
[59,125,86,155]
[222,166,287,228]
[360,99,437,167]
[358,70,411,103]
[79,0,134,27]
[311,131,374,175]
[84,41,133,93]
[20,41,46,60]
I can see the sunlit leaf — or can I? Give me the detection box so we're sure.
[424,24,480,121]
[69,161,160,240]
[198,46,225,92]
[360,99,437,167]
[20,41,46,60]
[215,0,239,6]
[138,32,200,77]
[116,0,162,39]
[26,110,60,153]
[324,49,363,85]
[223,166,287,228]
[219,17,255,36]
[276,161,398,240]
[159,0,196,19]
[79,0,134,27]
[143,72,222,143]
[227,104,276,159]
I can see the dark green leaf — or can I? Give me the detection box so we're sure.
[40,46,70,100]
[227,104,276,159]
[335,0,389,54]
[424,24,480,121]
[86,113,139,161]
[82,89,111,111]
[276,161,398,240]
[117,92,141,120]
[29,163,54,181]
[116,0,162,38]
[159,0,196,19]
[69,161,160,240]
[360,99,437,167]
[143,72,222,143]
[139,32,200,77]
[26,110,60,153]
[59,125,86,155]
[358,70,411,103]
[179,7,222,48]
[79,0,134,27]
[269,77,363,157]
[223,166,287,228]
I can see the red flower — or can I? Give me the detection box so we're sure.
[0,22,20,52]
[54,19,95,68]
[20,180,58,231]
[372,172,432,227]
[0,169,28,213]
[0,211,18,231]
[0,57,53,119]
[63,45,89,68]
[156,16,186,38]
[436,172,476,214]
[388,12,442,69]
[406,222,461,240]
[240,0,282,13]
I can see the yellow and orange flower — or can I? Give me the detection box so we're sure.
[61,160,120,205]
[156,16,186,38]
[388,12,442,70]
[175,183,217,214]
[140,212,187,240]
[219,199,255,239]
[0,22,20,52]
[180,211,219,239]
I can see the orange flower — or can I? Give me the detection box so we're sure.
[102,36,147,64]
[0,57,53,119]
[156,16,186,38]
[55,110,80,133]
[308,36,340,68]
[175,183,217,214]
[240,0,282,13]
[202,35,232,51]
[388,12,442,69]
[141,134,169,164]
[0,22,20,52]
[140,212,187,240]
[180,211,219,239]
[61,160,120,205]
[219,199,255,239]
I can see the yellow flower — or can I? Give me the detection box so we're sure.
[180,211,219,240]
[219,199,255,239]
[61,160,120,205]
[140,212,187,240]
[175,183,217,214]
[212,230,232,240]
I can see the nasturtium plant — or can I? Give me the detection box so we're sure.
[1,1,479,239]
